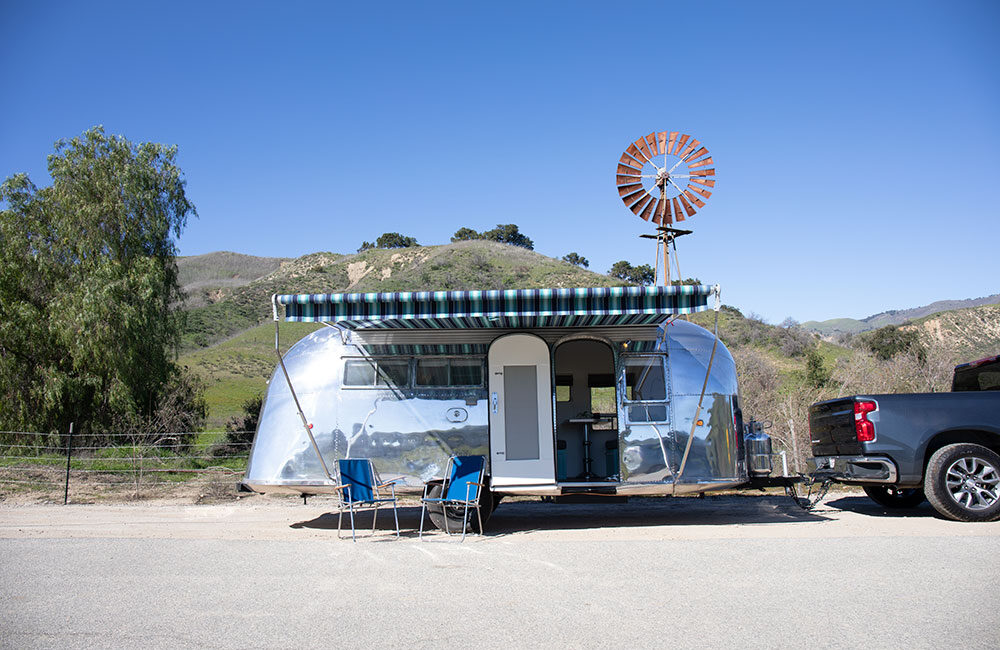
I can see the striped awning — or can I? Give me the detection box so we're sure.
[274,285,718,330]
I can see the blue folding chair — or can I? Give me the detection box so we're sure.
[334,458,400,541]
[419,455,487,541]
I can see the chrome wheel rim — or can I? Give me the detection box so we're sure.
[945,456,1000,511]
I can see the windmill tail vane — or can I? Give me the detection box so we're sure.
[616,131,716,225]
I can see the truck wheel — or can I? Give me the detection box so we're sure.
[863,485,925,509]
[924,443,1000,522]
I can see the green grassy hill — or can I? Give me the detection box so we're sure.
[799,317,867,337]
[181,322,320,428]
[180,240,620,350]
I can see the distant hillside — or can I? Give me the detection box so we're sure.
[799,317,868,337]
[178,251,290,308]
[904,303,1000,360]
[180,240,620,350]
[803,293,1000,337]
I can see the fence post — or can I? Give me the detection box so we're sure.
[63,422,74,505]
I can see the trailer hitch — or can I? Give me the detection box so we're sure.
[784,474,835,511]
[746,471,836,511]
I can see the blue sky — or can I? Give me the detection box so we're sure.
[2,1,998,322]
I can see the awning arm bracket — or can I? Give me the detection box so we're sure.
[272,295,336,483]
[673,286,721,493]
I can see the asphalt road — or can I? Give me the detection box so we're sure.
[2,494,998,649]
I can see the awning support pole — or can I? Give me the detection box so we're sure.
[673,285,721,493]
[272,294,336,483]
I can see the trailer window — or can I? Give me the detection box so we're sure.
[624,356,666,401]
[450,358,483,386]
[555,375,572,402]
[344,358,410,387]
[376,359,410,387]
[415,357,484,387]
[627,404,667,422]
[416,359,449,386]
[344,360,377,386]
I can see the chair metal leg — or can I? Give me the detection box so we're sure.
[475,504,483,537]
[418,502,427,540]
[371,503,378,536]
[461,501,469,541]
[392,502,400,538]
[337,506,344,540]
[348,502,357,542]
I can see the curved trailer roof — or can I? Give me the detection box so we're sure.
[272,284,719,329]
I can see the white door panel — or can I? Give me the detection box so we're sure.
[488,334,555,487]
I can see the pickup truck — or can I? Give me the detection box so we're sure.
[809,354,1000,522]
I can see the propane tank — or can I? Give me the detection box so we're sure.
[744,420,773,476]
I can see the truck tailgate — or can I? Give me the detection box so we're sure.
[809,398,863,456]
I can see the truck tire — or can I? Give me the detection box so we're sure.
[924,443,1000,522]
[423,483,493,534]
[863,485,925,509]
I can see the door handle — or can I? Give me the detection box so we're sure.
[491,392,499,413]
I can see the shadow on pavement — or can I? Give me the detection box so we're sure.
[290,494,831,537]
[823,495,937,519]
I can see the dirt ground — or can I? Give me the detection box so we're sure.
[3,489,999,542]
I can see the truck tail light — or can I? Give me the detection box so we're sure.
[854,400,877,442]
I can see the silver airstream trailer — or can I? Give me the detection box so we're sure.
[243,285,765,525]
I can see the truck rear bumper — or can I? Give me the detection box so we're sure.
[812,456,898,484]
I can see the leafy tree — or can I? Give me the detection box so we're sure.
[862,325,926,362]
[481,224,534,249]
[608,260,655,285]
[630,264,655,285]
[671,277,702,286]
[357,241,375,252]
[375,232,418,248]
[0,126,201,436]
[805,347,831,388]
[562,252,589,268]
[451,227,481,242]
[217,394,263,452]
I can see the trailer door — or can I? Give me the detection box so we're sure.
[488,333,556,488]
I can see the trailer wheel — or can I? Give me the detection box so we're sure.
[862,485,925,509]
[924,443,1000,522]
[424,483,494,534]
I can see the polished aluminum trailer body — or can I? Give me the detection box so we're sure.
[243,286,747,498]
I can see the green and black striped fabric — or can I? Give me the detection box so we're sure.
[275,285,715,329]
[360,344,489,355]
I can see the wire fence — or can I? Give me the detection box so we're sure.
[0,430,253,502]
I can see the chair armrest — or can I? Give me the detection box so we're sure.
[376,479,399,488]
[330,484,350,492]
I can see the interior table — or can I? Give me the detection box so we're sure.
[568,416,614,480]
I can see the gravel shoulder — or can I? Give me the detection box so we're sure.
[2,492,998,542]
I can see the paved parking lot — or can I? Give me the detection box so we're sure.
[2,494,998,649]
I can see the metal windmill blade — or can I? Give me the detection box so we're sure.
[616,131,716,225]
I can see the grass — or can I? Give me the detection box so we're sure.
[181,321,321,429]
